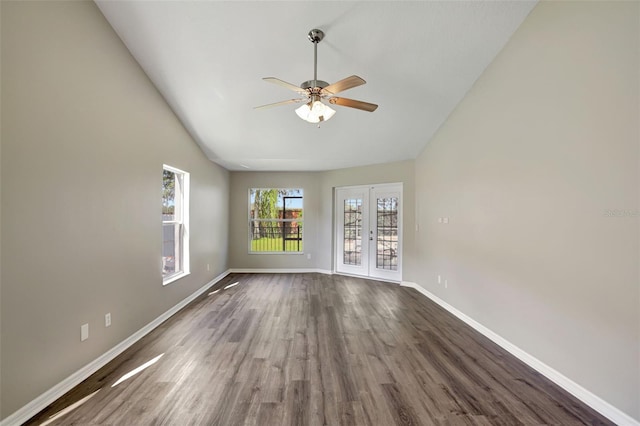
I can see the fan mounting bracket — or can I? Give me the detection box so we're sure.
[307,29,324,43]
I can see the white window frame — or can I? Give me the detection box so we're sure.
[248,188,304,254]
[163,165,190,285]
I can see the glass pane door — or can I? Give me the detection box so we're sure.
[343,198,363,266]
[368,185,402,281]
[335,188,370,277]
[336,184,402,282]
[376,197,398,271]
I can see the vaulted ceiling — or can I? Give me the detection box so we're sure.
[96,1,537,171]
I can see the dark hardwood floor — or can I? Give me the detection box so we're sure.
[25,273,613,425]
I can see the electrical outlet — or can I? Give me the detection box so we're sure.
[105,313,111,327]
[81,324,89,341]
[445,279,448,289]
[443,217,449,224]
[306,253,311,260]
[438,275,441,284]
[207,263,210,271]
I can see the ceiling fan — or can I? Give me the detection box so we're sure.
[255,29,378,124]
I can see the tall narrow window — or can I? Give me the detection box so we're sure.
[162,165,190,284]
[249,188,303,253]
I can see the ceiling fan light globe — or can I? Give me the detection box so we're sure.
[295,102,312,121]
[296,100,335,123]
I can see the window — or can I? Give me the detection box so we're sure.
[249,188,303,253]
[162,165,190,284]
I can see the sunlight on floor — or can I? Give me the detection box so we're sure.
[111,353,164,388]
[39,389,101,426]
[208,281,240,296]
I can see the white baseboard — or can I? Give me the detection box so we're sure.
[230,269,398,285]
[336,271,401,285]
[228,268,333,275]
[400,281,640,426]
[1,270,231,426]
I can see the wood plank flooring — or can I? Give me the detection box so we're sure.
[25,273,613,425]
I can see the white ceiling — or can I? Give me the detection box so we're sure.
[96,1,537,171]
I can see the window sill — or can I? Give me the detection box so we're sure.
[163,271,190,286]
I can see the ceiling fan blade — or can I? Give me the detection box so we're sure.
[263,77,307,94]
[328,97,378,112]
[254,99,304,110]
[322,75,366,95]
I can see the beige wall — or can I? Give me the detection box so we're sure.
[229,160,415,275]
[414,1,639,420]
[0,1,229,418]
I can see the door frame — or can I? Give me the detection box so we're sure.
[334,183,403,283]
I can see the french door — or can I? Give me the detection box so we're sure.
[335,184,402,282]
